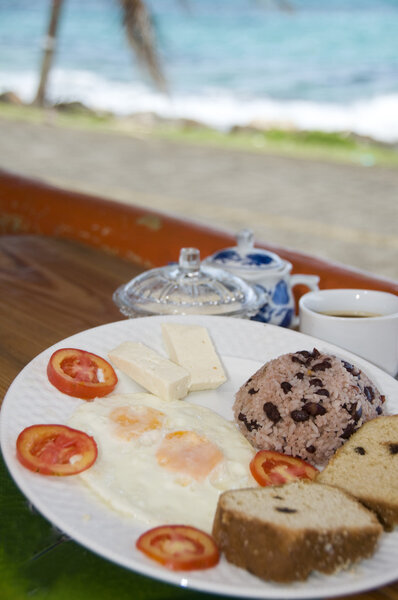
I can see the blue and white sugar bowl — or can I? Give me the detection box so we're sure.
[204,229,319,328]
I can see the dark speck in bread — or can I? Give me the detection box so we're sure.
[354,446,366,455]
[388,443,398,455]
[275,507,298,514]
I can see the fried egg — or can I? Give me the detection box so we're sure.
[68,393,256,532]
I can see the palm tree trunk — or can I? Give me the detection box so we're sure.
[33,0,65,107]
[120,0,167,93]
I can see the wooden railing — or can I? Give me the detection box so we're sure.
[1,168,397,297]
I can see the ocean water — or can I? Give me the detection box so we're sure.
[1,0,398,141]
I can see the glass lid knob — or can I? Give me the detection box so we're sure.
[178,247,201,274]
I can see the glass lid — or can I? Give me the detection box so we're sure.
[113,247,264,318]
[204,229,284,272]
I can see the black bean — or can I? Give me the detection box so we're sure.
[296,348,320,360]
[306,445,316,453]
[315,388,330,397]
[291,409,310,422]
[340,422,357,439]
[376,406,383,415]
[342,360,354,372]
[263,402,281,424]
[292,356,307,366]
[364,386,375,402]
[355,446,366,455]
[281,381,292,394]
[309,378,323,387]
[248,388,259,395]
[312,360,332,372]
[275,507,297,514]
[295,372,304,380]
[238,412,261,432]
[344,402,357,417]
[303,402,327,417]
[389,443,398,455]
[343,402,362,422]
[342,361,361,376]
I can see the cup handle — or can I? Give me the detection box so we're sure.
[289,275,319,329]
[290,274,320,291]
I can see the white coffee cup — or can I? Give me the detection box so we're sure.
[299,289,398,376]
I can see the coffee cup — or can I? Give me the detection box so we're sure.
[299,288,398,376]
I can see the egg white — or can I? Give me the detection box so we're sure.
[68,393,256,532]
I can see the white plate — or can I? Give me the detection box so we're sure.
[1,315,398,599]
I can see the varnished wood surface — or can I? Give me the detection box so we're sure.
[0,234,397,600]
[1,168,397,296]
[0,235,138,400]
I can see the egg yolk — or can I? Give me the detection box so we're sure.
[110,406,165,440]
[156,430,223,481]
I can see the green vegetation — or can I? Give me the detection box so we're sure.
[157,125,398,167]
[1,101,397,167]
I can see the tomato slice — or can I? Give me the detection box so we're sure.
[47,348,118,400]
[136,525,220,571]
[250,450,319,487]
[16,424,98,476]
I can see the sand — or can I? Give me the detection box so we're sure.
[0,116,397,281]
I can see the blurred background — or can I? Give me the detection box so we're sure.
[0,0,397,279]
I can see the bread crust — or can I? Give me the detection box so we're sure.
[212,485,382,583]
[334,496,398,532]
[317,415,398,531]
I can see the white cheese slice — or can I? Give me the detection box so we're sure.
[108,341,190,401]
[161,323,227,391]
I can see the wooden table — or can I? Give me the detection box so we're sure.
[1,169,398,600]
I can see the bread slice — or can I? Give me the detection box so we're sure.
[317,415,398,531]
[212,480,382,583]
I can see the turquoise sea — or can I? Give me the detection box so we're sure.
[1,0,398,141]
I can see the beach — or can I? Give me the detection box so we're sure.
[0,107,397,282]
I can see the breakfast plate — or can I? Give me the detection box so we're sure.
[1,315,398,599]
